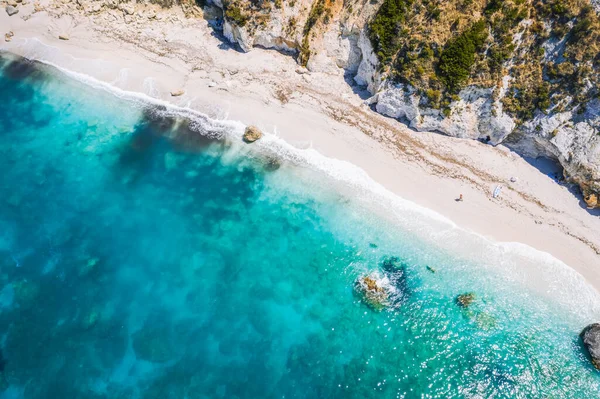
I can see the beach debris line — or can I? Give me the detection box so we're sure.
[456,292,476,308]
[243,125,262,143]
[581,323,600,370]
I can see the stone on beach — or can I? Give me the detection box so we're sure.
[5,5,19,16]
[581,323,600,370]
[4,31,14,42]
[170,89,185,97]
[584,193,598,209]
[58,34,70,41]
[243,125,262,143]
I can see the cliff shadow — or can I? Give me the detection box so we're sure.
[344,73,372,101]
[524,156,600,216]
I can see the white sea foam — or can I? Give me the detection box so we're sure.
[3,45,600,321]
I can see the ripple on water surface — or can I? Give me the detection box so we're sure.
[0,53,599,398]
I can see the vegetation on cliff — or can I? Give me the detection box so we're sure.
[367,0,600,123]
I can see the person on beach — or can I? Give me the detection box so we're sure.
[458,194,463,202]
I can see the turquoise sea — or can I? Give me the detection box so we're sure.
[1,52,600,398]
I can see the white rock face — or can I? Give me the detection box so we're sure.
[354,28,381,92]
[373,83,515,144]
[222,20,253,52]
[511,101,600,193]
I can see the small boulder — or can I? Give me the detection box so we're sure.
[58,34,69,41]
[4,31,14,42]
[243,125,262,143]
[456,292,476,308]
[585,193,598,209]
[581,323,600,370]
[5,5,18,16]
[170,89,185,97]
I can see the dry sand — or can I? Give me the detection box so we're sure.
[2,1,600,290]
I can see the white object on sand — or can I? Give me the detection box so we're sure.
[493,185,502,198]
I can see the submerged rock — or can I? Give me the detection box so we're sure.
[581,323,600,370]
[81,309,100,330]
[456,293,476,308]
[79,257,99,277]
[243,125,262,143]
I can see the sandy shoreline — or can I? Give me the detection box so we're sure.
[2,2,600,291]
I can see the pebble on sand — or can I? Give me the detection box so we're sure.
[6,5,19,16]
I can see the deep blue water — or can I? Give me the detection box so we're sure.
[1,52,600,398]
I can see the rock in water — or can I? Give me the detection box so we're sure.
[5,6,18,16]
[456,293,476,308]
[354,272,401,311]
[243,125,262,143]
[581,323,600,370]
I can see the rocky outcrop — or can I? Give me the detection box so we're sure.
[373,83,516,144]
[456,293,476,308]
[354,272,393,311]
[581,323,600,370]
[243,125,262,143]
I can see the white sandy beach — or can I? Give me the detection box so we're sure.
[2,1,600,290]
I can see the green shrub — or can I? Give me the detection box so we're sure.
[368,0,413,63]
[303,0,325,35]
[438,20,488,92]
[225,5,248,27]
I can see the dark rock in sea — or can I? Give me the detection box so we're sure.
[6,6,18,16]
[243,125,262,143]
[581,323,600,370]
[456,292,476,308]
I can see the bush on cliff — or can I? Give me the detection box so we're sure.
[369,0,413,63]
[437,20,488,92]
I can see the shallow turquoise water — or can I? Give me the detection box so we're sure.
[0,52,600,398]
